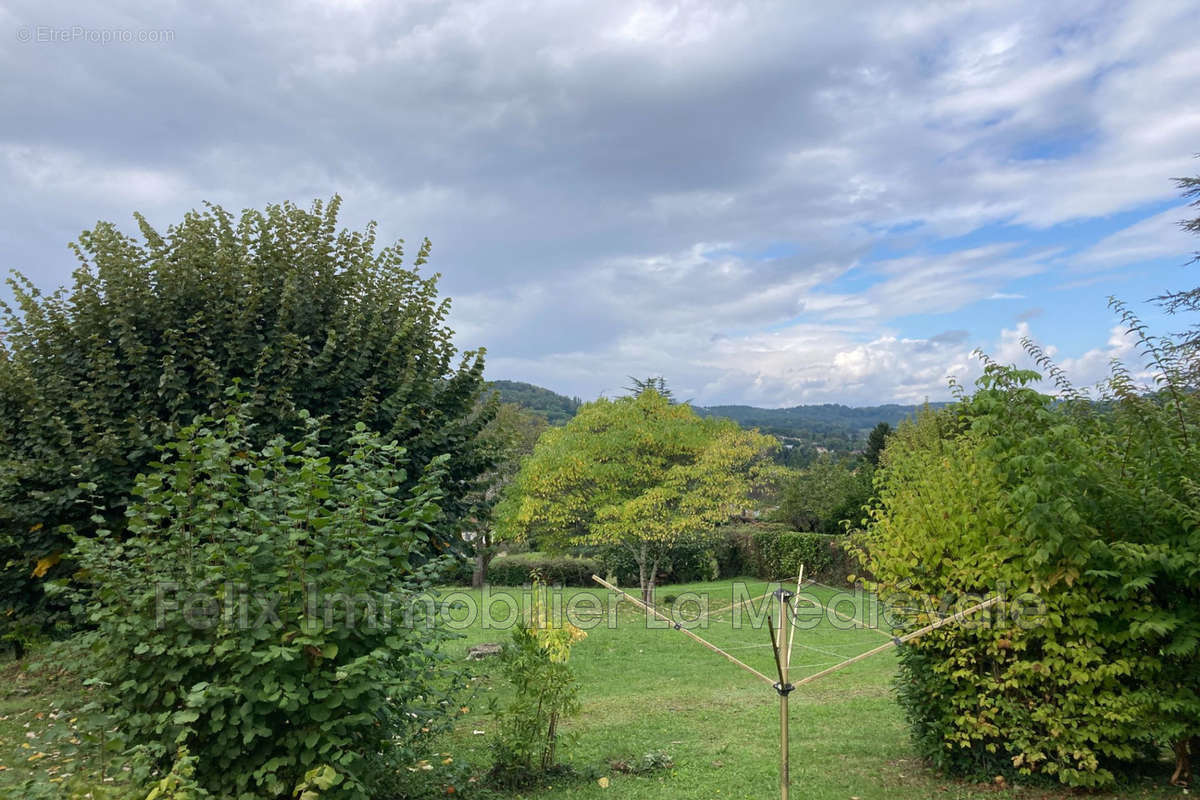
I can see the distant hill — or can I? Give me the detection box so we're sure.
[488,380,582,424]
[490,380,946,444]
[695,402,949,440]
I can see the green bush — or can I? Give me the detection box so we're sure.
[752,530,835,581]
[488,553,602,586]
[70,412,464,799]
[715,522,857,585]
[862,343,1200,788]
[489,580,584,788]
[0,197,495,633]
[595,537,727,586]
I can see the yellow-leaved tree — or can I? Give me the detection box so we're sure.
[495,389,776,603]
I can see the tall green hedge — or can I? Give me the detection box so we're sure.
[0,197,495,640]
[861,344,1200,787]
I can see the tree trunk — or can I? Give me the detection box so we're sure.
[637,542,651,605]
[1171,736,1197,786]
[471,548,496,589]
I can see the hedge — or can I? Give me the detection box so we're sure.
[720,523,861,586]
[487,529,863,588]
[595,538,736,586]
[488,552,602,586]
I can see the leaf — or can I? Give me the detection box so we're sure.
[31,552,61,578]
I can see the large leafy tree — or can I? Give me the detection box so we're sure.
[776,455,872,533]
[466,402,548,588]
[0,197,495,635]
[496,390,776,603]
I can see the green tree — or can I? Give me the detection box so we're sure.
[496,390,776,603]
[776,456,870,533]
[467,402,548,588]
[0,197,495,638]
[863,421,893,466]
[624,375,674,402]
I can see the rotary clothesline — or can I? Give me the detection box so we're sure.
[591,572,1002,800]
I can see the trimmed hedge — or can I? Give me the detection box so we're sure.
[486,529,863,588]
[721,523,861,586]
[596,538,735,586]
[488,552,602,586]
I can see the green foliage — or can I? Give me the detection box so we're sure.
[69,412,463,799]
[489,580,585,788]
[596,536,728,585]
[496,389,776,602]
[143,748,212,800]
[487,380,581,424]
[749,530,836,581]
[487,553,603,586]
[623,375,676,402]
[775,456,873,533]
[464,403,550,587]
[1152,168,1200,354]
[860,326,1200,787]
[0,196,494,631]
[699,522,860,585]
[863,421,893,467]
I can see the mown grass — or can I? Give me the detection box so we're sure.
[0,577,1185,799]
[437,578,1182,799]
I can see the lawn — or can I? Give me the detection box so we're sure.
[433,578,1181,799]
[0,577,1185,799]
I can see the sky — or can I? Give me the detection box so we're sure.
[2,1,1199,408]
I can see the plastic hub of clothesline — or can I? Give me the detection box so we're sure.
[773,682,795,696]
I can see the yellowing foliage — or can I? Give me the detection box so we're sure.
[496,390,776,600]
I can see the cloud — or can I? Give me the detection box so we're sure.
[1074,205,1196,272]
[2,0,1198,405]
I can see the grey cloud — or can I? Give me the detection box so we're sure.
[2,0,1197,405]
[930,329,970,345]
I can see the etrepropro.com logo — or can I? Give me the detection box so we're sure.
[16,25,175,44]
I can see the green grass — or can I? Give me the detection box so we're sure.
[0,649,111,796]
[436,578,1182,799]
[0,578,1185,799]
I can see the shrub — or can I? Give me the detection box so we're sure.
[0,197,495,633]
[752,530,835,580]
[488,553,602,586]
[716,522,856,585]
[862,349,1200,788]
[489,579,585,788]
[70,411,464,799]
[596,537,725,586]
